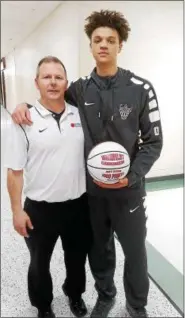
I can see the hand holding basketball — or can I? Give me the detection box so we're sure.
[93,177,128,189]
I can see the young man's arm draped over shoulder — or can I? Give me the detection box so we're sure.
[64,81,78,106]
[11,81,79,125]
[5,121,33,237]
[127,83,163,187]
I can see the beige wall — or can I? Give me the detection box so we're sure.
[4,1,183,177]
[4,2,81,110]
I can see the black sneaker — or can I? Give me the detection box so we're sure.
[90,296,116,317]
[126,300,148,317]
[62,284,87,317]
[37,307,55,318]
[69,298,87,317]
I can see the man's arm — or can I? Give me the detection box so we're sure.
[127,83,163,187]
[7,169,23,214]
[95,83,163,189]
[5,120,33,237]
[7,169,33,237]
[11,103,33,125]
[11,80,79,125]
[64,81,78,106]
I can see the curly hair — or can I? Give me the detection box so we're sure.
[84,10,131,42]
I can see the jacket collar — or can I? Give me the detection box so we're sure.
[90,67,132,89]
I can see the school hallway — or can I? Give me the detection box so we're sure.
[1,108,182,317]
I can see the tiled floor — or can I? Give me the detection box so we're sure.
[1,109,182,317]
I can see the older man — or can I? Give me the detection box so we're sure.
[6,56,92,318]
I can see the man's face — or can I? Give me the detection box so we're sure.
[35,62,68,101]
[90,27,122,65]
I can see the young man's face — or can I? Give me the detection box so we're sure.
[90,27,122,65]
[35,62,68,101]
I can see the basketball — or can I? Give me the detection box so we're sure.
[87,141,130,184]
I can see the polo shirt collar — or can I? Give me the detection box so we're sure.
[34,100,74,117]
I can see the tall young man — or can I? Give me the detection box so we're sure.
[6,56,92,318]
[11,10,163,318]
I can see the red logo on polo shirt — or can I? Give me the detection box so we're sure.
[71,123,81,128]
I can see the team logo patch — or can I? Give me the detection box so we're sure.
[71,123,82,128]
[119,104,132,120]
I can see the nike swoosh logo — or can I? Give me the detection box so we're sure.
[130,206,139,213]
[39,128,48,133]
[84,102,95,106]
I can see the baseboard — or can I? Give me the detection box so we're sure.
[146,174,184,183]
[114,234,183,316]
[145,174,183,192]
[146,241,183,316]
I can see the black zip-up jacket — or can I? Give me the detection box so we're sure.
[65,67,163,198]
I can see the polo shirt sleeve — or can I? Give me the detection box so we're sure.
[4,120,28,170]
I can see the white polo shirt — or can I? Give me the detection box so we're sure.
[5,101,86,202]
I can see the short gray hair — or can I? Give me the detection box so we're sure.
[36,56,67,78]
